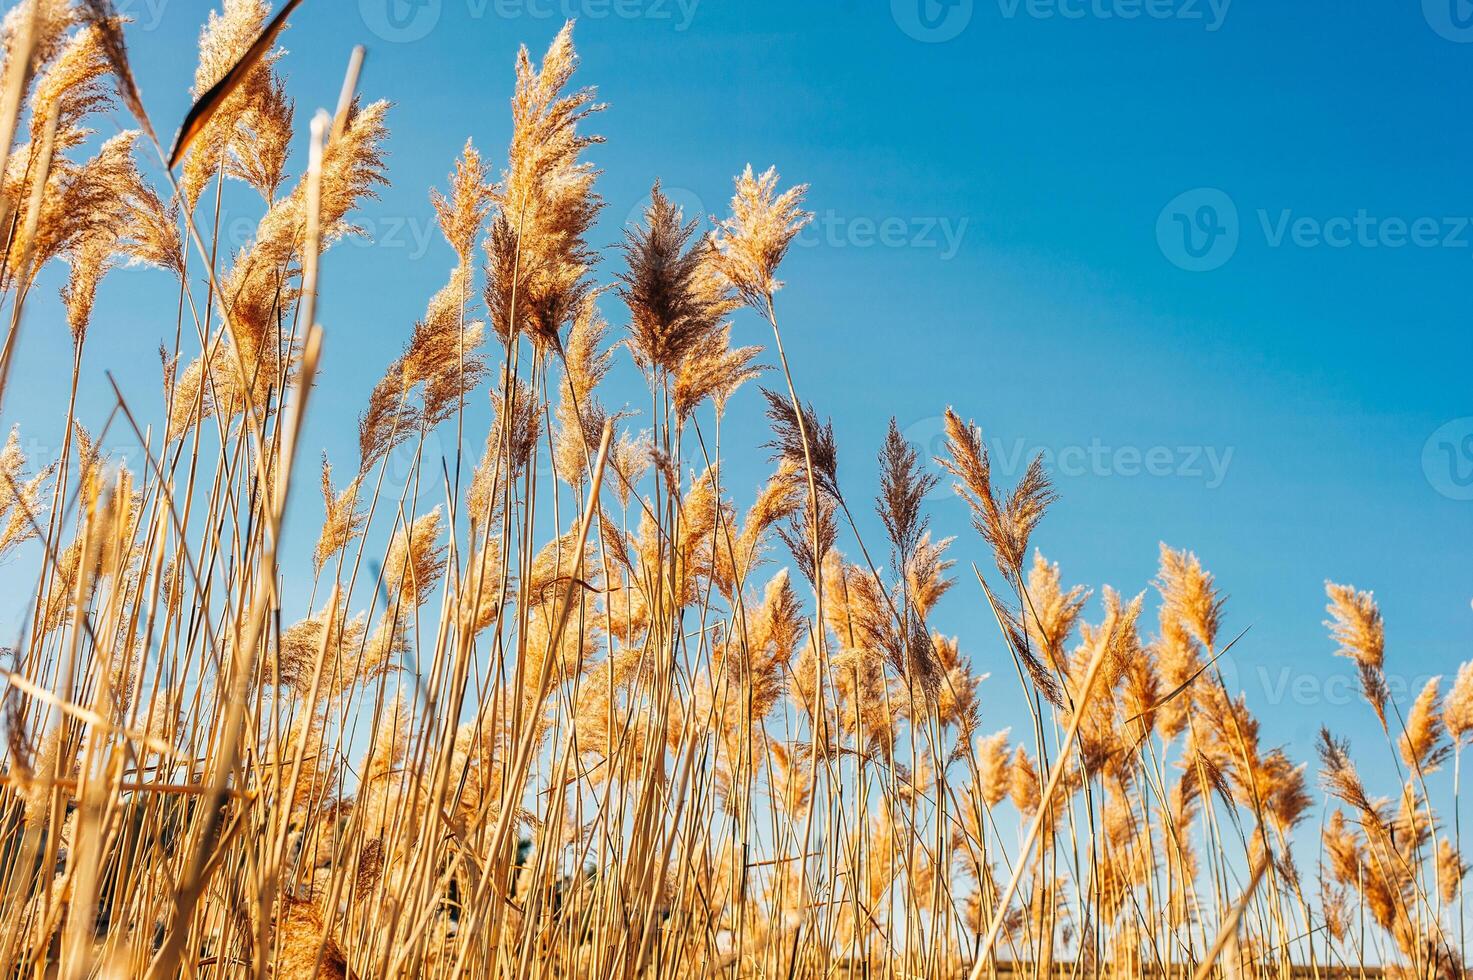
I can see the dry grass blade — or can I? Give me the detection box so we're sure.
[0,110,57,407]
[331,45,366,146]
[0,0,39,200]
[967,613,1116,979]
[975,563,1063,708]
[0,667,180,761]
[166,0,304,168]
[1124,624,1251,729]
[298,109,328,336]
[1192,855,1270,980]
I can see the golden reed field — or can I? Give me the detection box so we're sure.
[0,1,1465,976]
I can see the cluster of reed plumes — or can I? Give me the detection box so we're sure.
[0,2,1467,977]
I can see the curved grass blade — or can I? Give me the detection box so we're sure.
[1124,624,1253,730]
[78,0,160,144]
[165,0,305,169]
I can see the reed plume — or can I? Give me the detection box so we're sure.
[1326,581,1391,728]
[1446,659,1473,744]
[484,21,603,351]
[709,165,811,312]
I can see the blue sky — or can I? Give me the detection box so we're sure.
[5,0,1473,800]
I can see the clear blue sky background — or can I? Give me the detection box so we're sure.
[5,0,1473,805]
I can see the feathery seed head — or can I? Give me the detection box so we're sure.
[433,138,494,263]
[620,181,724,375]
[487,22,604,351]
[1155,544,1226,652]
[1025,551,1090,673]
[974,730,1013,808]
[708,165,811,311]
[877,418,937,565]
[1446,659,1473,744]
[1325,581,1385,671]
[1399,675,1448,772]
[383,508,447,612]
[940,408,1055,578]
